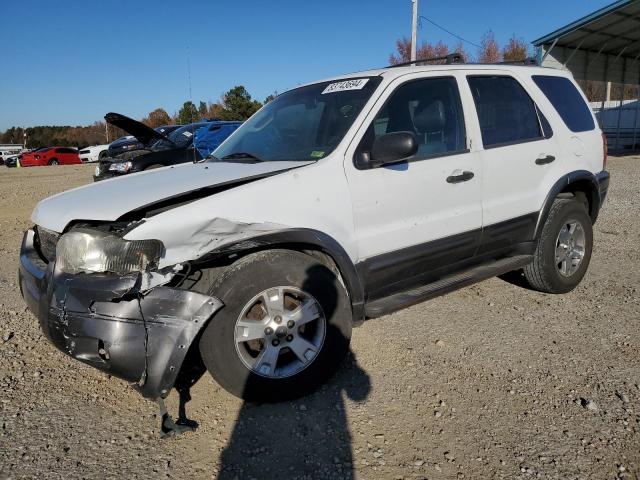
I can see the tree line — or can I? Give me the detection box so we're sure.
[390,32,639,102]
[389,31,530,65]
[0,85,269,149]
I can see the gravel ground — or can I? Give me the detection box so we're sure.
[0,158,638,480]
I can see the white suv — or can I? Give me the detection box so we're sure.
[19,62,609,409]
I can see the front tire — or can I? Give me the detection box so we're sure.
[48,158,59,166]
[524,198,593,293]
[198,250,352,402]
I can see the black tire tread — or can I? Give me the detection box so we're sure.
[198,249,352,402]
[524,198,591,293]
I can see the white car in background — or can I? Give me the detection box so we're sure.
[78,144,110,163]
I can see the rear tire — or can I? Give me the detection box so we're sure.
[524,198,593,293]
[198,249,352,402]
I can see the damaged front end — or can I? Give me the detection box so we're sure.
[18,227,222,399]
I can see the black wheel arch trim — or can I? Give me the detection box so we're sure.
[535,169,606,239]
[200,228,366,326]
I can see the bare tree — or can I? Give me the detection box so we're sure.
[453,41,470,63]
[478,31,501,63]
[389,37,412,65]
[142,108,171,128]
[502,35,529,62]
[389,37,451,65]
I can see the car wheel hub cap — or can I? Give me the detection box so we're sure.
[234,286,326,379]
[555,219,586,277]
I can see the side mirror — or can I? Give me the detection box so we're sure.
[366,131,417,168]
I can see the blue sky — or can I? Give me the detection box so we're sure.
[0,0,610,130]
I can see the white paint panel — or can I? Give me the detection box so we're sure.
[31,160,314,232]
[343,71,483,260]
[125,158,359,267]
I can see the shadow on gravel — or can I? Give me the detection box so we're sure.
[498,269,537,291]
[216,265,370,480]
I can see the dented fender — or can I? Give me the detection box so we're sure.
[19,229,223,398]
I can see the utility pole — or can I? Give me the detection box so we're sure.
[105,122,109,143]
[411,0,418,62]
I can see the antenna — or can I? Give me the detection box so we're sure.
[186,45,193,105]
[186,44,199,164]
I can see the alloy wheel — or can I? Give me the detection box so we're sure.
[555,219,586,277]
[233,286,326,379]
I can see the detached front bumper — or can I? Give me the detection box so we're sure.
[18,229,222,399]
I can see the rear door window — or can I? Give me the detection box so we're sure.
[532,75,595,132]
[467,75,544,148]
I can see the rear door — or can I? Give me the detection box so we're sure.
[530,74,602,173]
[344,72,483,299]
[463,73,560,254]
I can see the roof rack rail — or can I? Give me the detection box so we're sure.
[387,53,464,68]
[498,57,538,65]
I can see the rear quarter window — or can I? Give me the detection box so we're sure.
[467,75,544,148]
[532,75,595,133]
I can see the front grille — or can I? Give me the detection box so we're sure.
[34,226,60,263]
[79,150,90,154]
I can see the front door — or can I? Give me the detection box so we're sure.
[344,73,483,299]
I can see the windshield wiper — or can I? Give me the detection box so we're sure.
[220,152,263,163]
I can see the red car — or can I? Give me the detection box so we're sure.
[21,147,81,167]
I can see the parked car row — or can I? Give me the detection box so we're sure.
[3,113,241,173]
[106,123,181,159]
[0,144,25,166]
[94,113,241,181]
[2,147,82,168]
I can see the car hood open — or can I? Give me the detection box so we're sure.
[105,112,169,146]
[32,161,314,232]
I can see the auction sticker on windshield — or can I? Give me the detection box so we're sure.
[322,79,369,94]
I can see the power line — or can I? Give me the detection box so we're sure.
[418,16,482,49]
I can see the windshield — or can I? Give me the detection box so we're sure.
[211,76,382,162]
[152,123,206,150]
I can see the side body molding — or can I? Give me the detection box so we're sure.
[203,228,366,326]
[534,170,602,239]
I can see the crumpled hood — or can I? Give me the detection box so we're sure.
[32,161,313,232]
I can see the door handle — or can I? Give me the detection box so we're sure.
[535,155,555,165]
[446,170,474,183]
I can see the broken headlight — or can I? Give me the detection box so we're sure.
[56,228,163,275]
[109,161,132,173]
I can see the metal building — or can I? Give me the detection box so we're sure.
[533,0,640,151]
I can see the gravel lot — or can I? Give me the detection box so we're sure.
[0,158,638,480]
